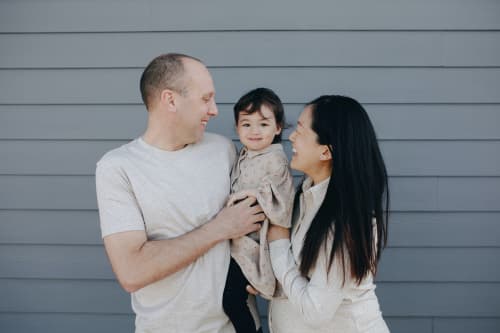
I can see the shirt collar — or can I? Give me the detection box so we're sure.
[302,176,330,203]
[242,143,284,159]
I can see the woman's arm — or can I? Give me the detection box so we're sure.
[269,231,348,328]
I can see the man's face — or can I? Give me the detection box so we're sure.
[174,59,218,144]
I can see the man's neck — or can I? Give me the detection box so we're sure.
[142,115,187,151]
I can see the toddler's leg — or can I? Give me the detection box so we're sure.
[223,258,258,333]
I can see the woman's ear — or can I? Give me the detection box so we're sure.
[319,145,332,161]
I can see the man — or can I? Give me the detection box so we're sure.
[96,53,263,332]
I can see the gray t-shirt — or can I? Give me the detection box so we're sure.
[96,132,237,333]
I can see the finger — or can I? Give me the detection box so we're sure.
[246,285,259,295]
[242,196,257,206]
[249,204,263,215]
[251,213,266,223]
[250,222,262,233]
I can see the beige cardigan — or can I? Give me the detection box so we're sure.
[229,144,295,299]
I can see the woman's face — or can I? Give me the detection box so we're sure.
[289,106,330,178]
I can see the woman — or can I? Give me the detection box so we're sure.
[267,95,390,332]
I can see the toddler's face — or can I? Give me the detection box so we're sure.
[236,104,281,151]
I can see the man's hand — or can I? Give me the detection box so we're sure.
[211,196,264,240]
[226,189,258,207]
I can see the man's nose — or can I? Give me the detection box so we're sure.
[208,101,218,116]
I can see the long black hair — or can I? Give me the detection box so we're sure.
[298,95,389,285]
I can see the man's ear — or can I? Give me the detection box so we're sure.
[159,89,176,111]
[319,145,332,161]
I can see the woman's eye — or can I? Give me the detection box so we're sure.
[242,124,250,127]
[261,123,269,127]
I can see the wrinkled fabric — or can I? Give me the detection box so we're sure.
[229,144,294,299]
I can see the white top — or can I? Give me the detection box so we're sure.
[96,133,237,333]
[268,177,390,333]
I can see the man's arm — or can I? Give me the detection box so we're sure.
[103,197,263,293]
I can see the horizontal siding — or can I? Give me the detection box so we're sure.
[1,2,498,332]
[1,245,499,282]
[1,175,499,211]
[379,283,500,317]
[1,0,500,32]
[0,210,102,245]
[2,279,499,316]
[2,314,498,333]
[433,318,500,333]
[2,140,500,176]
[1,68,500,104]
[1,31,500,68]
[386,318,432,333]
[0,314,438,333]
[2,211,500,247]
[0,313,135,333]
[2,104,500,140]
[388,212,500,247]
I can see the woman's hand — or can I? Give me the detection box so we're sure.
[268,225,290,241]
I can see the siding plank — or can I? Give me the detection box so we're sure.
[2,104,500,140]
[0,175,444,211]
[385,318,432,333]
[378,283,500,317]
[434,318,500,333]
[3,140,500,176]
[2,211,500,247]
[2,279,499,316]
[0,210,102,245]
[438,178,500,211]
[1,0,499,32]
[0,313,134,333]
[1,68,500,104]
[389,212,500,247]
[2,31,500,68]
[2,246,499,282]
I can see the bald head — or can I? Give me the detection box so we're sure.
[139,53,204,110]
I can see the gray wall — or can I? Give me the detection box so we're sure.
[1,1,500,332]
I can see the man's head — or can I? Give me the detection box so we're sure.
[140,53,200,110]
[140,53,218,144]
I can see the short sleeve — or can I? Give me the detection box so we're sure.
[95,160,145,238]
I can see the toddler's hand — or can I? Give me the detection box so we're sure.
[246,285,259,295]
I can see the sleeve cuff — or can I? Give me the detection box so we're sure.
[269,239,292,279]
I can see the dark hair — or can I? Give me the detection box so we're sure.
[139,53,203,110]
[298,95,389,285]
[233,87,285,143]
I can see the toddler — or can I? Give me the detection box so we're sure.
[223,88,295,333]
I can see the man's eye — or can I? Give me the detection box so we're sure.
[242,124,250,127]
[261,123,269,127]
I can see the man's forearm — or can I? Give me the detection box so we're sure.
[105,197,263,293]
[107,221,224,293]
